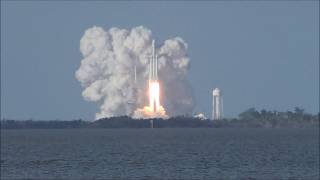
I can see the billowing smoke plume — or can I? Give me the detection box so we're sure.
[75,26,194,119]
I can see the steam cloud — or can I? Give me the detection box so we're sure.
[75,26,194,119]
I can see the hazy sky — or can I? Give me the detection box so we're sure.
[1,1,318,120]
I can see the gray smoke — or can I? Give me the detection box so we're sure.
[75,26,194,119]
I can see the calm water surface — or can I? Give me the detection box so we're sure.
[1,128,319,179]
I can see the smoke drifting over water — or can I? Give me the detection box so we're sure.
[75,26,194,119]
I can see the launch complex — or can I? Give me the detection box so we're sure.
[136,40,222,120]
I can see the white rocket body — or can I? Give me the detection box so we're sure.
[149,40,158,82]
[148,40,160,112]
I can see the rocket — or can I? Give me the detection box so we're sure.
[149,40,158,82]
[148,40,161,113]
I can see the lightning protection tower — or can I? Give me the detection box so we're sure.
[212,88,223,120]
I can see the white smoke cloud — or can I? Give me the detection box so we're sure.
[75,26,194,119]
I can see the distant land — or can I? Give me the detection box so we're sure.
[1,107,319,129]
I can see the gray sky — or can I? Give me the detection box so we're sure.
[1,1,319,120]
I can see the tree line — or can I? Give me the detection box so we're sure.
[1,107,318,129]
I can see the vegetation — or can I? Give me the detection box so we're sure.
[1,107,318,129]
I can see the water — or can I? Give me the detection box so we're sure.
[1,128,319,179]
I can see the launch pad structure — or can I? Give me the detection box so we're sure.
[212,88,223,120]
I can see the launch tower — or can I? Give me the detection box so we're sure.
[212,88,223,120]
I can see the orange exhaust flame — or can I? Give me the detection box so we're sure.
[149,82,160,112]
[134,81,167,119]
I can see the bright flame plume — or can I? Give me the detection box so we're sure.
[134,81,167,119]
